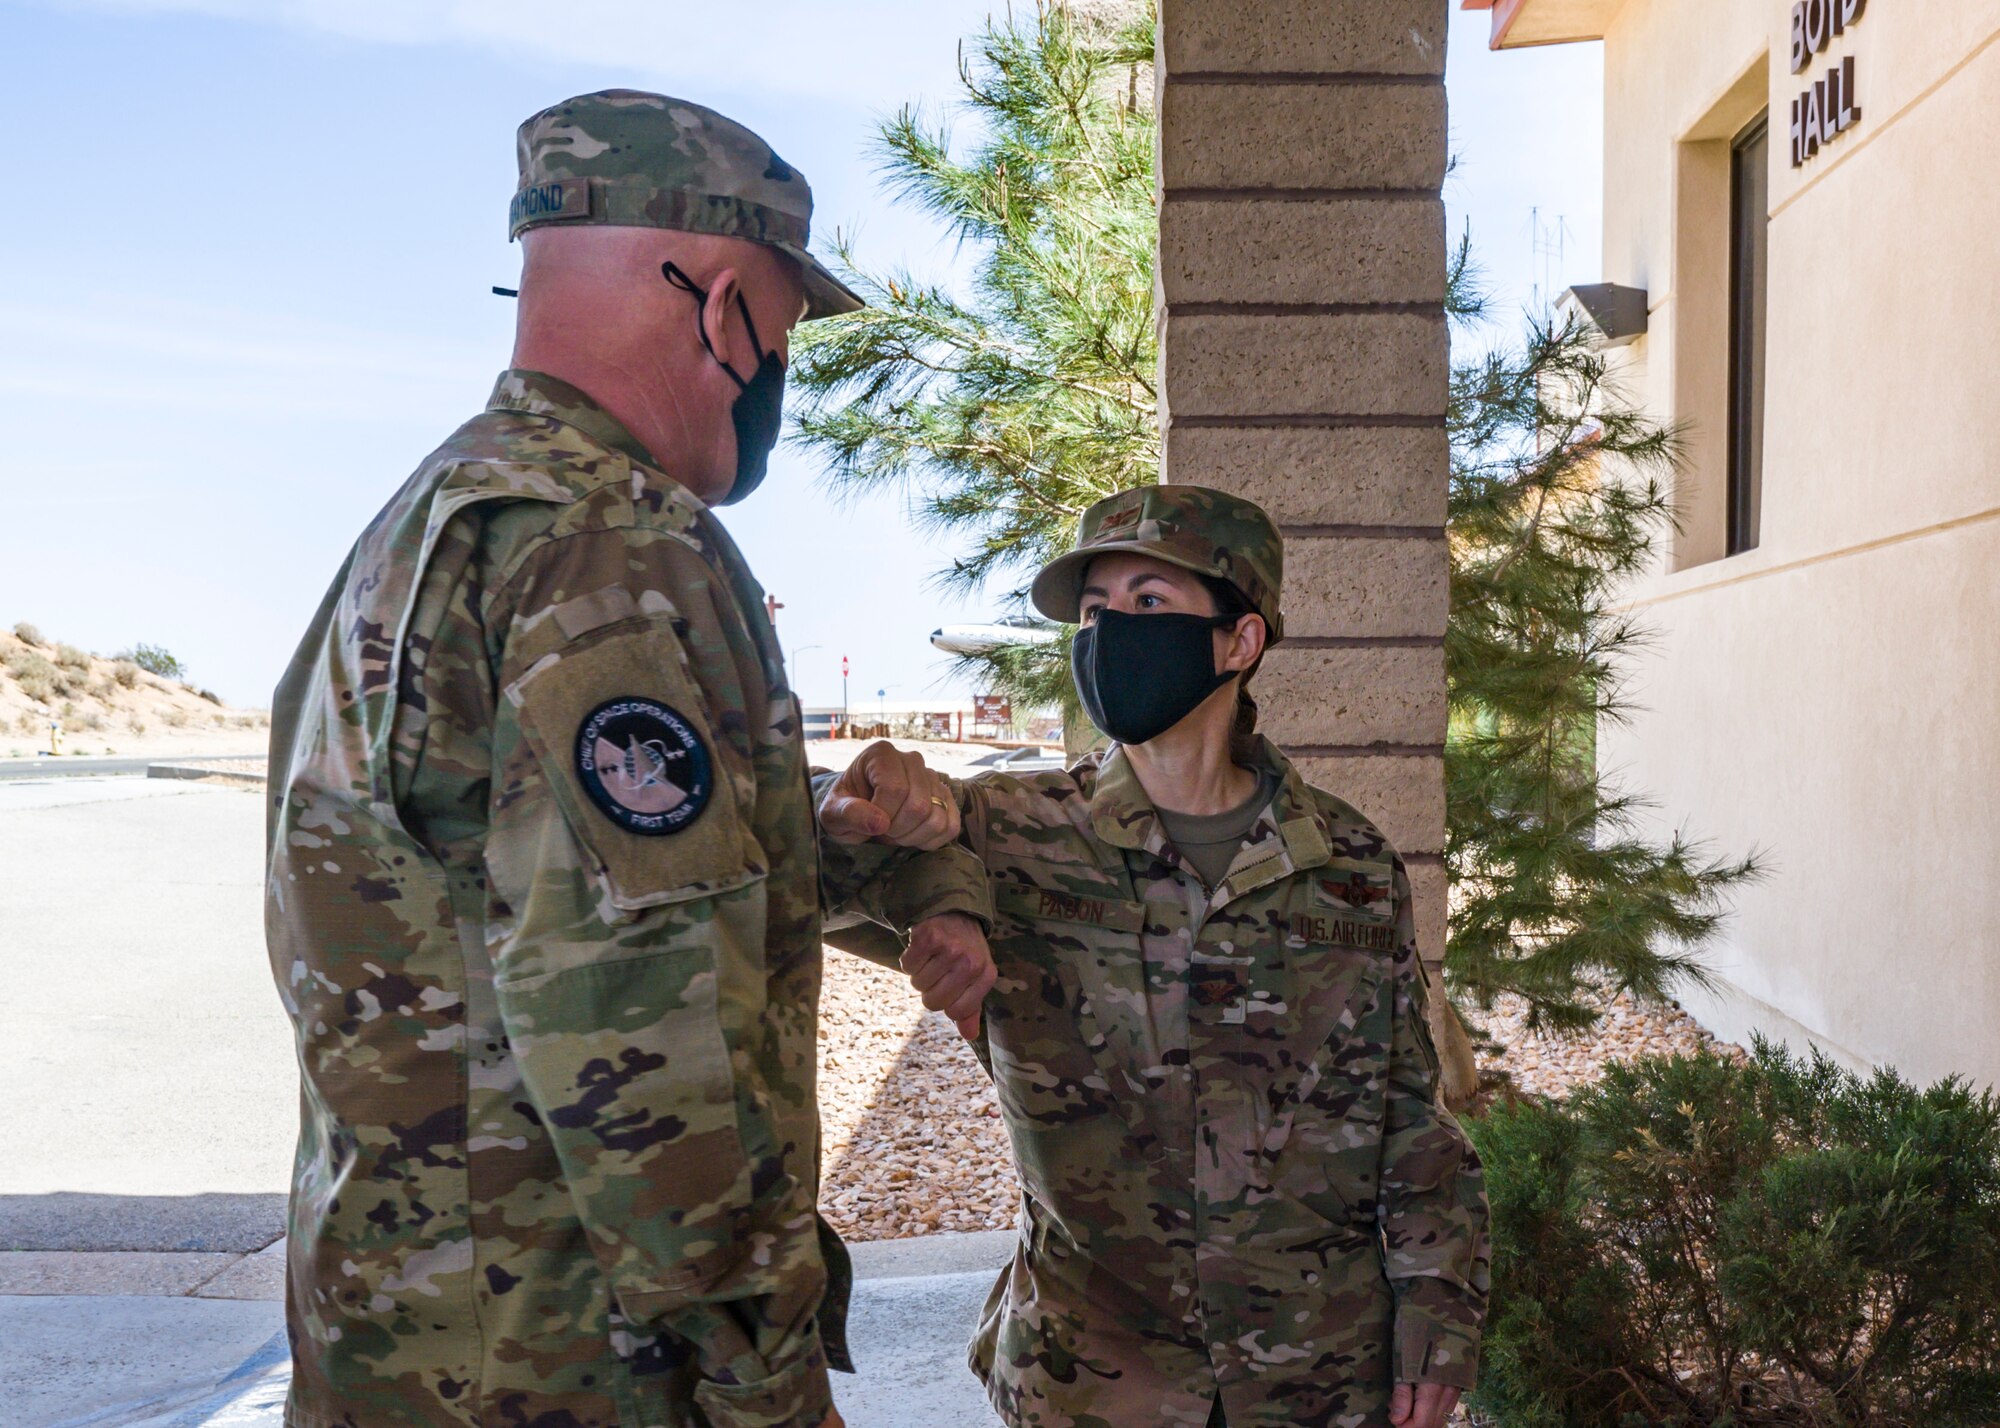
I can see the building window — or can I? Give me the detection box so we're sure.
[1727,112,1770,555]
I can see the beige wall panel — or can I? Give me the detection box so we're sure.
[1757,43,2000,555]
[1162,313,1447,418]
[1257,645,1446,747]
[1160,0,1446,75]
[1595,1,2000,1089]
[1159,82,1447,190]
[1291,753,1445,854]
[1768,0,2000,211]
[1667,137,1733,569]
[1602,0,1767,301]
[1283,536,1448,639]
[1159,197,1444,305]
[1598,518,2000,1090]
[1165,426,1449,526]
[1598,0,1763,576]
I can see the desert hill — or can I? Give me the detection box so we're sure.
[1,622,268,760]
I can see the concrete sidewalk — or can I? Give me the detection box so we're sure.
[1,759,1014,1426]
[3,1231,1012,1428]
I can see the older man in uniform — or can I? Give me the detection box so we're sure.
[266,91,991,1428]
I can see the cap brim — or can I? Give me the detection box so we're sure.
[1029,542,1227,624]
[778,243,865,320]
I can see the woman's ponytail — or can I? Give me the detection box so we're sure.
[1202,574,1266,766]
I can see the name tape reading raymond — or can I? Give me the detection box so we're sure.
[509,180,592,232]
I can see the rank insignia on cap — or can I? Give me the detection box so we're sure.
[575,697,712,835]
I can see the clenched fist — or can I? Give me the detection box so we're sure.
[903,912,997,1040]
[818,740,961,850]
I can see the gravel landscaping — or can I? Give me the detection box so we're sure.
[817,946,1743,1243]
[803,743,1746,1241]
[1461,989,1745,1103]
[818,952,1014,1242]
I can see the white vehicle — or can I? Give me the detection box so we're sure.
[969,745,1068,774]
[929,614,1062,657]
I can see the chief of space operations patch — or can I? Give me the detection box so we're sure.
[575,697,712,835]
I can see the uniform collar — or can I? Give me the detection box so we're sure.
[486,369,664,472]
[1086,736,1332,881]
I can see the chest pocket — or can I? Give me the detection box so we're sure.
[1288,858,1399,953]
[983,876,1156,1138]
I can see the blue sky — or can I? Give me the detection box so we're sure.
[0,1,1600,709]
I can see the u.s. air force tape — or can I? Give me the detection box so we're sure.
[574,697,712,836]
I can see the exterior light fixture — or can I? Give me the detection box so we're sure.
[1559,283,1650,347]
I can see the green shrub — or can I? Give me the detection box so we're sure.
[12,620,41,646]
[1469,1043,2000,1428]
[121,643,185,680]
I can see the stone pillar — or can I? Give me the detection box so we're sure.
[1156,2,1450,961]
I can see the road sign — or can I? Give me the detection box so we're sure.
[973,695,1012,723]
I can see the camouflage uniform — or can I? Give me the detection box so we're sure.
[265,95,977,1428]
[948,488,1489,1426]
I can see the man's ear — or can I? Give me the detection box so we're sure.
[702,266,742,370]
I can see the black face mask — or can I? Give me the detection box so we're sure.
[1072,608,1240,747]
[662,261,786,505]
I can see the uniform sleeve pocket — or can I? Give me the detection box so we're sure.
[506,617,753,912]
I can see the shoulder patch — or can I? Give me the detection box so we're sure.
[575,696,712,835]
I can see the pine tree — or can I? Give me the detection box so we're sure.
[1445,263,1761,1032]
[789,1,1758,1036]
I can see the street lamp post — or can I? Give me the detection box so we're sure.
[789,645,821,736]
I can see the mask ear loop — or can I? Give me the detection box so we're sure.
[1210,610,1253,679]
[661,261,751,391]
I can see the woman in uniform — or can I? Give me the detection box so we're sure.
[870,485,1490,1428]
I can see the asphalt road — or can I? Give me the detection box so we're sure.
[0,756,265,783]
[0,777,294,1197]
[0,757,158,781]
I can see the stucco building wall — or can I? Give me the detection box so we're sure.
[1588,0,2000,1087]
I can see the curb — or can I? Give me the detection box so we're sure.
[29,1234,1016,1428]
[848,1228,1013,1282]
[146,762,266,786]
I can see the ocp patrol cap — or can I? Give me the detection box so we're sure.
[1031,484,1285,643]
[511,89,863,320]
